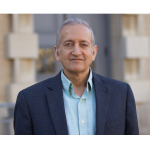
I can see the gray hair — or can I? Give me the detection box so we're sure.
[56,18,95,50]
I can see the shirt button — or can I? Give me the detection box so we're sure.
[82,120,84,123]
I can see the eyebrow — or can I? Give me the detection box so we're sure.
[63,40,90,44]
[80,40,90,43]
[63,40,74,44]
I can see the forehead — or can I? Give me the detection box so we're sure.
[60,24,92,43]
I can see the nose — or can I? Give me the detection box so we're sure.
[72,44,82,56]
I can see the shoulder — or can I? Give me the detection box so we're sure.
[20,77,53,96]
[92,71,130,91]
[19,71,61,97]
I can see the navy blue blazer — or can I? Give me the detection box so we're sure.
[14,71,139,135]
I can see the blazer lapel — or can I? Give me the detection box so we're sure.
[93,72,109,135]
[46,71,109,135]
[46,72,68,135]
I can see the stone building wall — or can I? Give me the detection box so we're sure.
[135,14,150,135]
[0,14,11,134]
[143,15,150,79]
[110,14,150,134]
[0,14,11,103]
[0,14,38,134]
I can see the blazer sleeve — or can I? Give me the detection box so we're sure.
[125,84,139,135]
[13,91,33,135]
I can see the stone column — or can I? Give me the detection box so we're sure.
[6,14,38,103]
[110,14,150,134]
[110,14,150,104]
[0,14,12,135]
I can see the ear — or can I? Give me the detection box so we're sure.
[54,46,61,62]
[92,45,97,61]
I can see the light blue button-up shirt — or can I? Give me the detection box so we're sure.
[61,68,96,135]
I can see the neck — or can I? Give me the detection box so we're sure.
[63,68,90,97]
[63,68,90,88]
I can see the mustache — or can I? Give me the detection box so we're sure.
[69,57,84,60]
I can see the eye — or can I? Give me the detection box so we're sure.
[81,44,87,47]
[65,43,72,46]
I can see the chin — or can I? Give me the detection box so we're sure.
[70,67,88,73]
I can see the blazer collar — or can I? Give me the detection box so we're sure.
[46,71,109,135]
[92,72,109,135]
[46,71,68,135]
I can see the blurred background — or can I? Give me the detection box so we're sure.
[0,14,150,135]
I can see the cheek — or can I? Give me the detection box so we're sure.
[60,52,71,61]
[83,51,93,59]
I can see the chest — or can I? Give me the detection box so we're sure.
[62,86,96,135]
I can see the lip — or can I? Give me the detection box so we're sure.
[70,59,83,61]
[71,59,82,60]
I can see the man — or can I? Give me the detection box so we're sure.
[14,18,139,135]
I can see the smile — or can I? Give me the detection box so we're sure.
[70,59,83,61]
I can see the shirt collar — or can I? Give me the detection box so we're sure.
[61,68,93,96]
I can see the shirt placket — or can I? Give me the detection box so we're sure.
[78,93,88,135]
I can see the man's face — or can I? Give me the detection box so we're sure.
[54,24,97,74]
